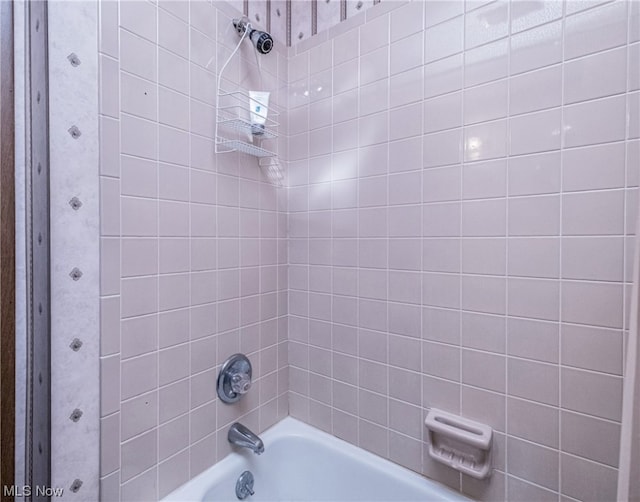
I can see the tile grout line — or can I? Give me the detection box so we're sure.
[557,0,568,497]
[457,5,464,494]
[504,0,511,497]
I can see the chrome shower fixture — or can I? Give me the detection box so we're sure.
[233,16,274,54]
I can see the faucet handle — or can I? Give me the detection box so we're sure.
[218,354,253,403]
[230,372,252,394]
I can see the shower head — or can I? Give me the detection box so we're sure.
[233,17,274,55]
[249,29,273,55]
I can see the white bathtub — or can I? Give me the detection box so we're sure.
[163,418,471,502]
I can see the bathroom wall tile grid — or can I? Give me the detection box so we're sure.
[98,1,290,499]
[95,0,640,500]
[285,1,639,501]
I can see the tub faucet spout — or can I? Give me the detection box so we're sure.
[228,422,264,455]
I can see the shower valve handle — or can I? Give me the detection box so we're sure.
[218,354,253,403]
[230,372,252,394]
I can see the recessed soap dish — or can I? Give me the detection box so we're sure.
[425,408,493,479]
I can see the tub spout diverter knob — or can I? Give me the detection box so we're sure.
[235,470,255,500]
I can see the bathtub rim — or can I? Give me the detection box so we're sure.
[162,416,471,502]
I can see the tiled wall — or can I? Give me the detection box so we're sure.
[97,1,289,499]
[97,0,640,500]
[286,0,639,500]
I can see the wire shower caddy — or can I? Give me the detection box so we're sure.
[215,20,281,184]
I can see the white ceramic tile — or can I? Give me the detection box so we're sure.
[564,47,627,104]
[465,0,509,50]
[390,31,423,75]
[99,0,118,57]
[465,38,508,87]
[389,137,421,173]
[508,358,559,406]
[461,238,506,275]
[563,95,626,148]
[158,0,188,22]
[510,108,561,156]
[561,367,623,421]
[360,45,389,86]
[358,110,388,147]
[100,55,118,118]
[508,151,560,196]
[423,272,461,308]
[121,196,158,237]
[423,166,461,203]
[159,87,190,131]
[565,0,613,16]
[121,114,157,160]
[121,72,157,121]
[334,27,360,65]
[461,311,505,353]
[390,171,422,205]
[562,190,624,236]
[360,79,389,116]
[424,54,464,98]
[424,129,463,168]
[391,1,423,42]
[465,0,497,12]
[561,324,623,375]
[464,79,508,125]
[509,65,562,116]
[508,237,559,279]
[562,411,620,469]
[630,92,640,140]
[423,202,461,237]
[464,119,508,162]
[423,238,461,273]
[562,281,624,329]
[100,117,120,177]
[390,102,422,141]
[158,8,189,58]
[507,397,559,448]
[565,1,628,60]
[462,199,506,237]
[462,159,506,200]
[508,195,560,236]
[359,12,389,56]
[120,30,157,82]
[508,278,559,321]
[390,66,424,108]
[563,142,625,192]
[424,91,463,134]
[159,48,189,95]
[461,275,506,315]
[632,0,640,43]
[425,15,464,63]
[510,20,562,75]
[425,1,464,28]
[120,0,157,43]
[507,317,559,364]
[510,0,562,34]
[507,437,558,490]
